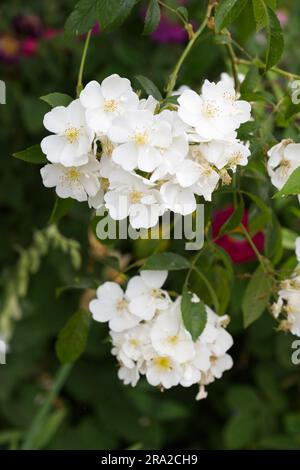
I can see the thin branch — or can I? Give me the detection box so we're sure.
[165,2,214,96]
[76,29,92,97]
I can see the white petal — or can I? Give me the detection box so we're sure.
[80,80,104,109]
[140,270,168,288]
[86,108,111,133]
[43,106,68,133]
[126,276,148,299]
[137,146,162,172]
[89,298,113,322]
[41,135,66,163]
[40,164,63,187]
[101,74,131,99]
[112,142,138,171]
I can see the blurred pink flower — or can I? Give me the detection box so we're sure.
[13,14,43,38]
[21,37,39,57]
[276,9,288,27]
[43,27,62,40]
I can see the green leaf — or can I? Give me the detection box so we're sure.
[242,266,272,327]
[56,309,90,364]
[40,93,73,108]
[49,198,74,224]
[181,289,207,341]
[240,190,271,220]
[215,0,249,32]
[219,197,244,236]
[143,252,191,271]
[209,243,234,282]
[226,385,262,412]
[191,266,220,314]
[65,0,100,35]
[12,144,47,164]
[65,0,137,36]
[240,65,260,95]
[264,4,284,70]
[32,409,67,449]
[284,414,300,436]
[135,75,162,101]
[176,6,189,22]
[273,167,300,198]
[224,411,258,449]
[143,0,161,35]
[252,0,277,31]
[282,228,299,250]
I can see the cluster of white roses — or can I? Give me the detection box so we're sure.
[267,139,300,202]
[271,237,300,336]
[40,73,252,229]
[89,270,233,398]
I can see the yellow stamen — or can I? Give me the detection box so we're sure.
[116,298,128,310]
[64,127,80,144]
[100,177,109,191]
[203,101,219,118]
[130,190,142,204]
[65,168,80,182]
[153,356,172,370]
[167,335,179,346]
[103,99,118,113]
[133,132,148,146]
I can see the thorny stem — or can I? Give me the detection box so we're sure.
[165,2,214,96]
[76,29,92,97]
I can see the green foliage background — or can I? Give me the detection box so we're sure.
[1,0,300,450]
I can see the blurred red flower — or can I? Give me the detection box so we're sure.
[212,206,265,263]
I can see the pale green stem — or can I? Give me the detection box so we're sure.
[76,29,92,97]
[240,223,268,274]
[165,2,213,96]
[236,58,300,81]
[226,41,239,91]
[21,363,72,450]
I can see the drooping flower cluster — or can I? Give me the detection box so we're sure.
[267,139,300,203]
[89,270,233,398]
[271,237,300,336]
[40,73,252,229]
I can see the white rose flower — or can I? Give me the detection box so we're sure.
[118,365,140,387]
[89,282,140,332]
[175,160,220,201]
[160,181,196,216]
[41,99,94,166]
[209,354,233,379]
[267,140,300,189]
[40,156,101,202]
[150,109,189,182]
[150,299,195,363]
[196,140,250,171]
[146,355,181,389]
[104,171,165,229]
[80,74,139,134]
[178,79,251,141]
[108,109,172,172]
[126,270,170,321]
